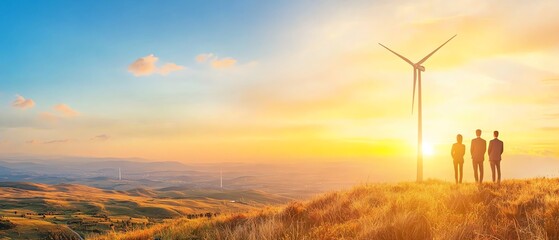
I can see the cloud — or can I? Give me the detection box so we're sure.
[196,53,214,63]
[44,139,71,144]
[12,95,35,109]
[91,134,110,141]
[128,54,159,76]
[25,139,72,144]
[25,139,40,144]
[54,104,79,117]
[159,63,185,75]
[128,54,184,77]
[38,104,78,122]
[211,57,237,69]
[196,53,238,69]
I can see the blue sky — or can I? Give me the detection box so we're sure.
[0,0,353,114]
[1,1,278,93]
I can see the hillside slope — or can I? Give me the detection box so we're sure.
[93,178,559,240]
[0,182,290,239]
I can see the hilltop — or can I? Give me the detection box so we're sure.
[93,178,559,240]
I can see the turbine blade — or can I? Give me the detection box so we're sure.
[416,34,457,65]
[378,43,414,66]
[412,68,416,114]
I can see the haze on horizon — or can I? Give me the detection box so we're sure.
[1,1,559,181]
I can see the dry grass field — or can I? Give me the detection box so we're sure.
[93,178,559,240]
[0,182,290,239]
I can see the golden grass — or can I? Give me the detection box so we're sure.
[0,182,284,239]
[0,217,77,240]
[92,178,559,240]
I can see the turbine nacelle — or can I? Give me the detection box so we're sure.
[415,65,425,72]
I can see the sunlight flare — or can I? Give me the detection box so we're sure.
[422,141,435,157]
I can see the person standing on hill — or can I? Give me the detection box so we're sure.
[488,130,504,184]
[471,129,487,183]
[451,134,465,184]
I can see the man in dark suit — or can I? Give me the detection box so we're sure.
[488,130,504,183]
[471,129,486,183]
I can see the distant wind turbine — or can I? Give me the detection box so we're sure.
[118,167,122,181]
[379,34,456,182]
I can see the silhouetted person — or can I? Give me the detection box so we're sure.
[488,130,504,183]
[471,129,486,183]
[451,134,465,183]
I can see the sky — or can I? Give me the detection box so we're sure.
[1,1,559,179]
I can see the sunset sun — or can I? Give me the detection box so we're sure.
[422,142,435,157]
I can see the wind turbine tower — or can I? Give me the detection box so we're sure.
[118,167,122,181]
[220,169,223,189]
[379,35,456,182]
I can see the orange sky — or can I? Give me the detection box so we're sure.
[1,1,559,173]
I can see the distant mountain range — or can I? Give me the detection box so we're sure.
[0,156,377,198]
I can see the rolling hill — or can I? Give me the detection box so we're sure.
[92,178,559,240]
[0,158,374,198]
[0,182,290,239]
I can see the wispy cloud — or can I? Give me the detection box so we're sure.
[195,53,214,63]
[91,134,110,141]
[12,95,35,109]
[159,63,185,75]
[54,104,79,117]
[38,104,79,122]
[25,139,72,144]
[44,139,71,144]
[128,54,184,76]
[196,53,237,69]
[211,57,237,69]
[25,139,40,144]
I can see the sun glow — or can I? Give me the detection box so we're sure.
[422,142,435,157]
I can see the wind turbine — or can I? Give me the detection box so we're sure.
[379,35,456,182]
